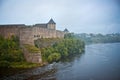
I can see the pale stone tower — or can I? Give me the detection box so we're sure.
[47,18,56,30]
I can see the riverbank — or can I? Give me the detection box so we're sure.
[0,62,47,77]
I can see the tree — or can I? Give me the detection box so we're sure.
[48,53,61,63]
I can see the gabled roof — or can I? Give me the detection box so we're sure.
[64,28,69,32]
[48,18,56,24]
[34,24,47,28]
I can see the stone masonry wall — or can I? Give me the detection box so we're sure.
[56,30,65,38]
[19,27,34,45]
[0,25,65,45]
[0,26,20,38]
[33,27,56,39]
[23,47,42,63]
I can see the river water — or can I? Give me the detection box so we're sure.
[1,43,120,80]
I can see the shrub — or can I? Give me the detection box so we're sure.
[24,44,40,53]
[0,61,10,68]
[48,53,61,63]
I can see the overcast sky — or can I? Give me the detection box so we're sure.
[0,0,120,34]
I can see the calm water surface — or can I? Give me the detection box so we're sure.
[1,43,120,80]
[56,43,120,80]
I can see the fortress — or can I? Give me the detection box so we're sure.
[0,19,65,45]
[0,19,67,63]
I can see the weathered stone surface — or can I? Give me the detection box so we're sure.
[23,46,42,63]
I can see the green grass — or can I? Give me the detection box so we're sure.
[24,44,40,53]
[10,62,43,68]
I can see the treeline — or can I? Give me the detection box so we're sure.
[74,33,120,44]
[0,36,24,67]
[35,34,85,63]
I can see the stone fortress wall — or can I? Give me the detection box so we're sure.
[0,19,65,45]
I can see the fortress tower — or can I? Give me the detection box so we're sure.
[47,18,56,30]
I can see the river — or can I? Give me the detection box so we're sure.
[1,43,120,80]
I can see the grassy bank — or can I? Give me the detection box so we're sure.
[10,62,43,68]
[0,62,43,77]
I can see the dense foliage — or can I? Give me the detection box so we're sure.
[74,33,120,44]
[35,34,85,63]
[24,44,40,53]
[0,36,24,67]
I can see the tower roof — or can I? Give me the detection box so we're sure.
[48,18,56,24]
[64,28,69,32]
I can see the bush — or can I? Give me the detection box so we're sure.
[0,35,25,63]
[24,44,40,53]
[0,61,10,68]
[40,38,85,63]
[10,62,41,68]
[48,53,61,63]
